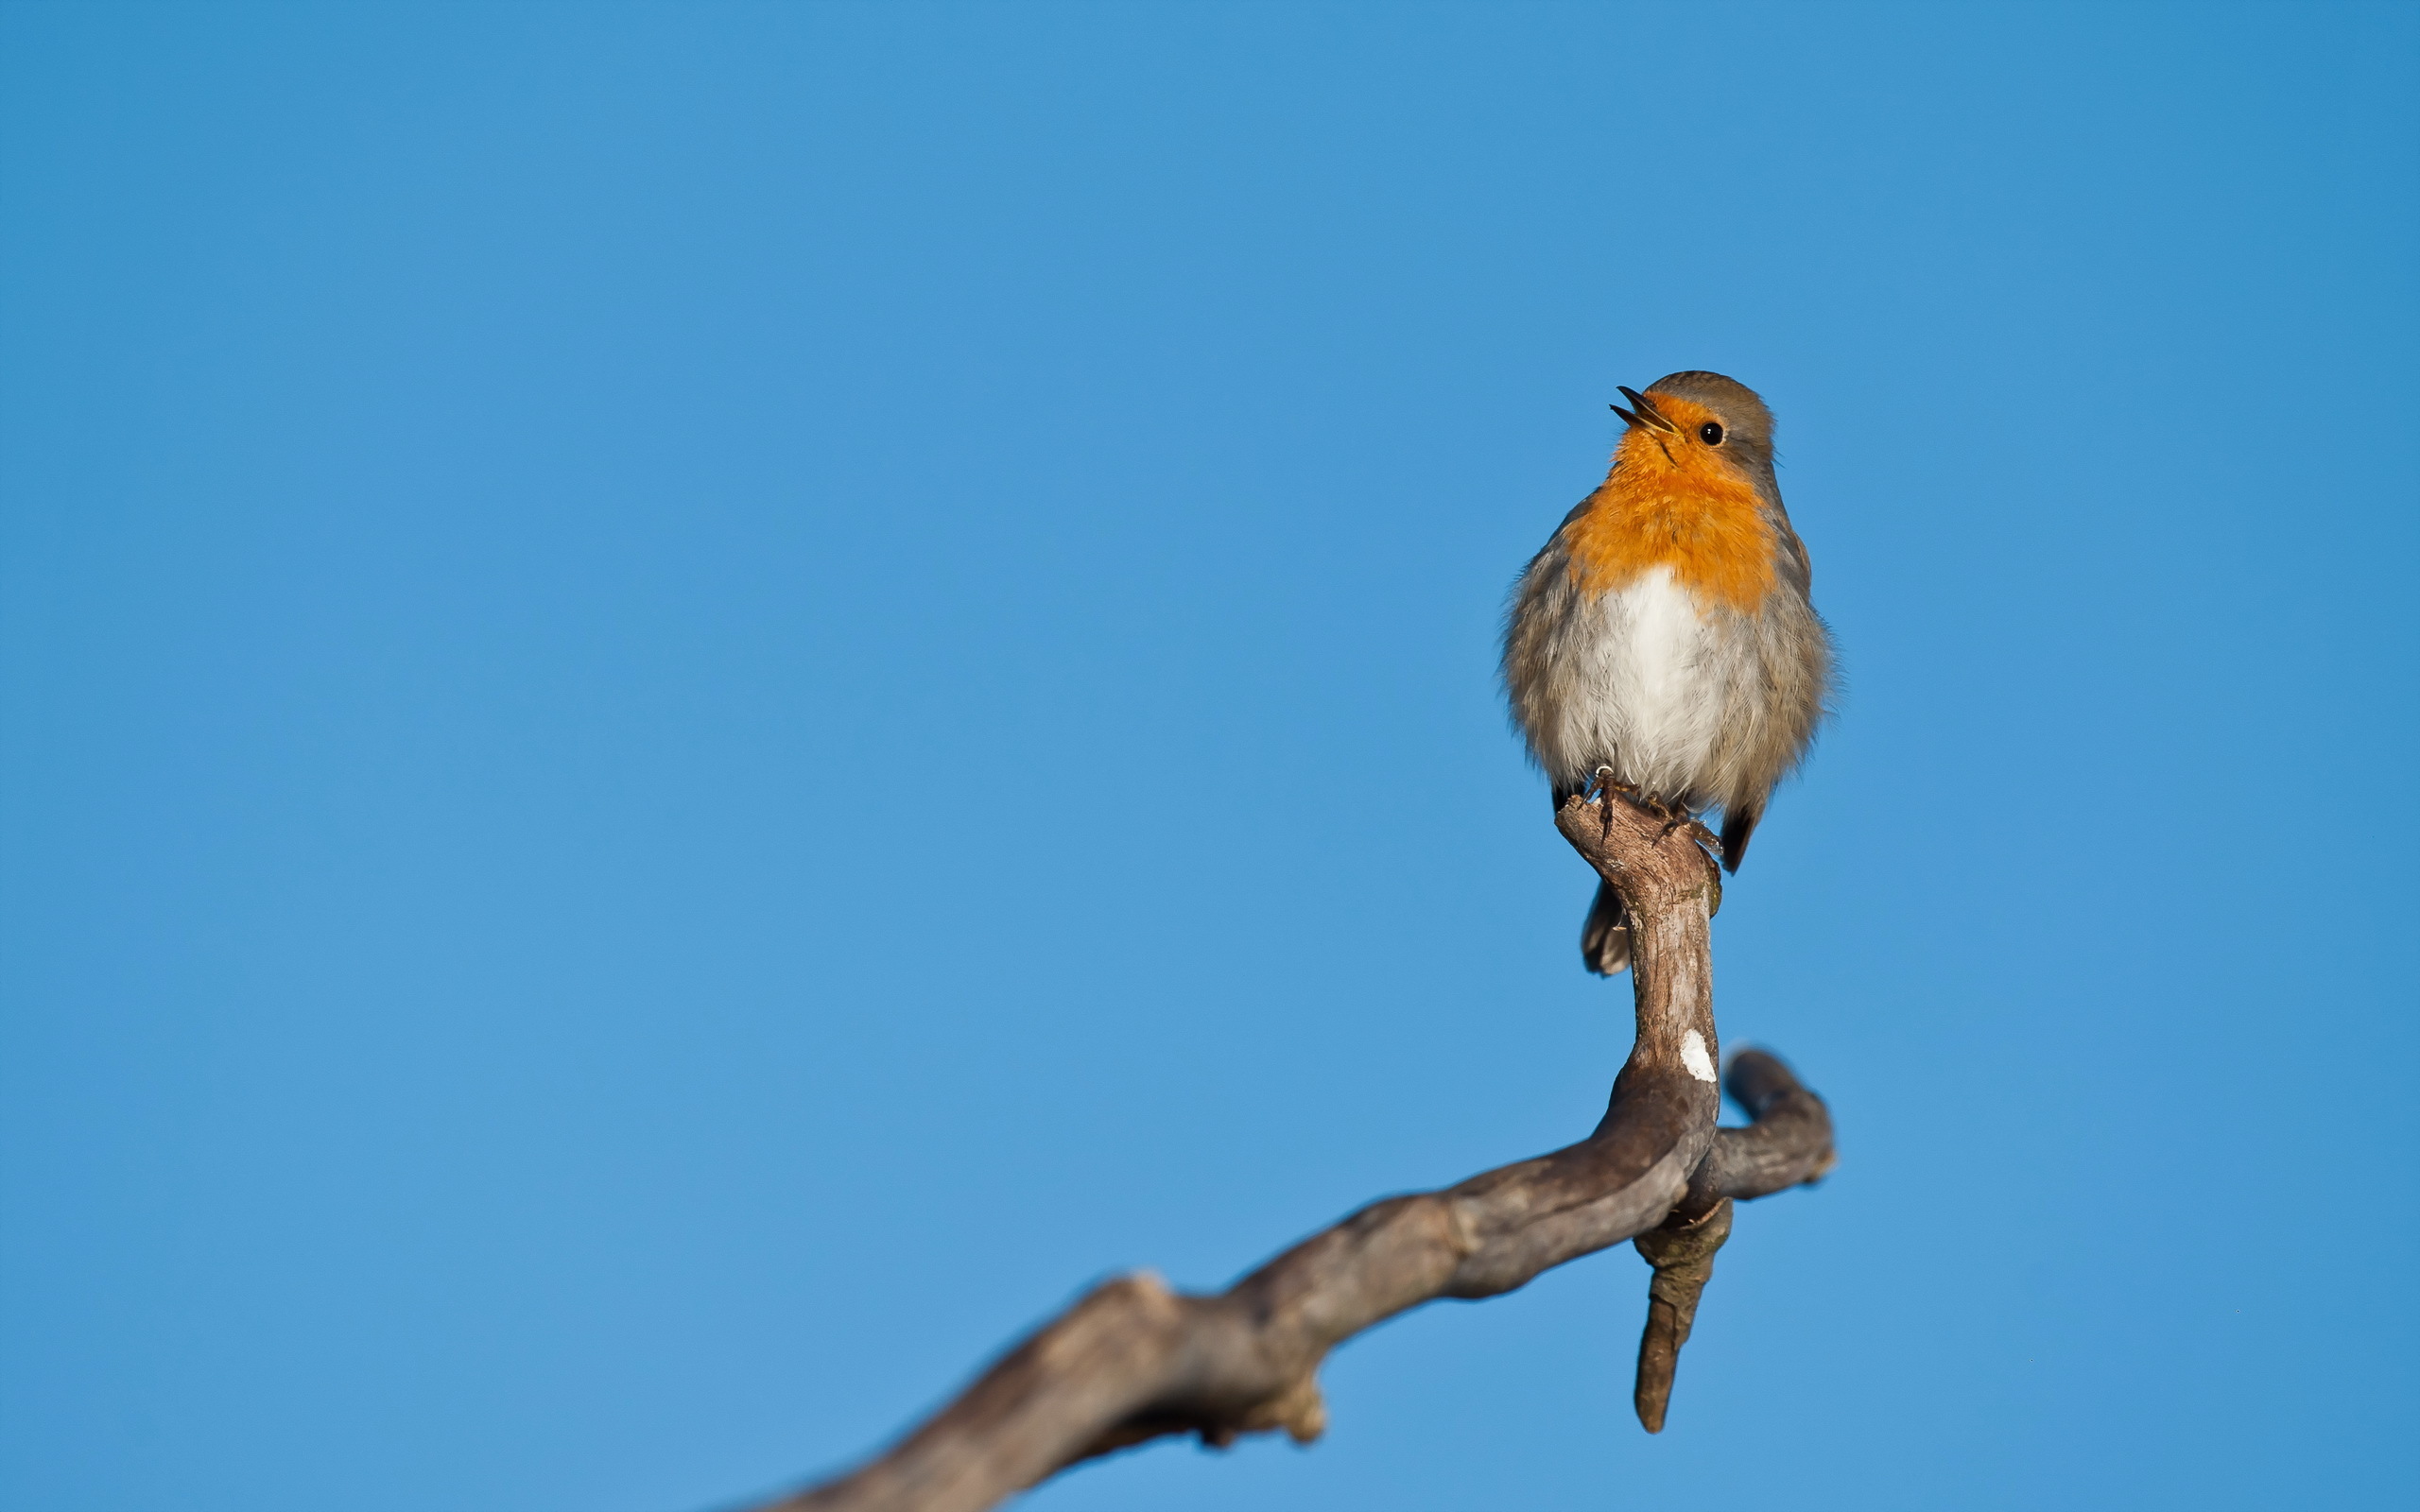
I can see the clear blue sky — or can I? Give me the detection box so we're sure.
[3,5,2414,1509]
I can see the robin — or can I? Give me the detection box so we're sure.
[1501,371,1835,974]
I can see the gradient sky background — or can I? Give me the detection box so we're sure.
[4,4,2415,1509]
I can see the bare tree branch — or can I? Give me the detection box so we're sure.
[753,793,1835,1512]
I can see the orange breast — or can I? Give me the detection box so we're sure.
[1563,427,1775,612]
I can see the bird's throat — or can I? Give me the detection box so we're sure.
[1564,446,1776,612]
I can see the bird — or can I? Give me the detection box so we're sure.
[1501,371,1834,975]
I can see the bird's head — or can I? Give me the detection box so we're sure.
[1609,371,1775,488]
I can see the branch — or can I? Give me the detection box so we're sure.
[753,794,1834,1512]
[1632,1196,1731,1434]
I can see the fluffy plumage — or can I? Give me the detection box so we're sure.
[1502,371,1834,975]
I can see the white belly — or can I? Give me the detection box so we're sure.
[1544,566,1725,796]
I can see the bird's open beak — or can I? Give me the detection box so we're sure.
[1610,386,1681,435]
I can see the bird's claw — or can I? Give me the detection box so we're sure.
[1586,766,1632,836]
[1590,767,1678,820]
[1587,768,1690,838]
[1584,770,1723,861]
[1659,811,1718,847]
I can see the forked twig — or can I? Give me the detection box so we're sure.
[752,794,1834,1512]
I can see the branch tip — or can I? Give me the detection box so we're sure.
[1631,1198,1734,1434]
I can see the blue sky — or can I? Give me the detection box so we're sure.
[2,4,2414,1509]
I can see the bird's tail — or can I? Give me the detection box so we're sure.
[1718,801,1761,875]
[1580,881,1630,976]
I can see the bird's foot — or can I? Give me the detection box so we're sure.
[1590,769,1685,821]
[1653,810,1725,889]
[1585,767,1634,836]
[1587,770,1698,838]
[1581,770,1724,910]
[1660,810,1717,843]
[1586,768,1645,805]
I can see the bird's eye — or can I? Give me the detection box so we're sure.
[1699,422,1725,445]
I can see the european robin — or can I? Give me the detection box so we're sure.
[1501,371,1835,974]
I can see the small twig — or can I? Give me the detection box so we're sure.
[1632,1197,1733,1433]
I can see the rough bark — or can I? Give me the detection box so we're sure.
[1632,1197,1732,1433]
[753,792,1835,1512]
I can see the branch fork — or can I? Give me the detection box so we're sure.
[756,791,1835,1512]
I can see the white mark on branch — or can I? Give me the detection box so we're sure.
[1681,1031,1716,1083]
